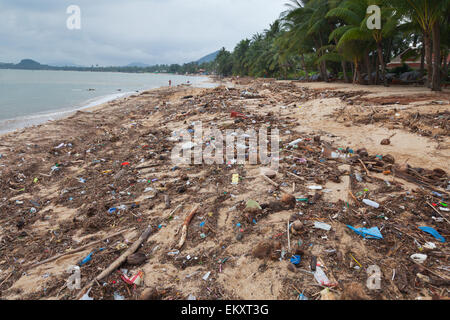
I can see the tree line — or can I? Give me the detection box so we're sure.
[212,0,449,91]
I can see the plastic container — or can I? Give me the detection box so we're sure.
[363,199,380,208]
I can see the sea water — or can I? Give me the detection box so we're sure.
[0,69,215,134]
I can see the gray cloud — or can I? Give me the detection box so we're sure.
[0,0,286,66]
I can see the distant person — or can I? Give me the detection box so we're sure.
[169,80,172,87]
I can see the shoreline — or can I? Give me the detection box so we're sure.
[0,75,217,137]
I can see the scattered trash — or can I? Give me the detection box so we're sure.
[363,199,380,209]
[418,226,446,243]
[423,242,436,250]
[80,288,94,300]
[347,225,383,239]
[410,254,427,264]
[289,138,303,147]
[202,271,211,281]
[121,271,144,286]
[314,222,332,231]
[290,255,301,266]
[314,266,331,286]
[113,292,125,300]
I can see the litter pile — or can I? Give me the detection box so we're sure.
[0,79,448,300]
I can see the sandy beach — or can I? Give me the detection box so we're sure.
[0,79,449,300]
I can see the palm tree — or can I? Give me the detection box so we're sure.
[282,0,340,81]
[392,0,446,88]
[326,0,399,85]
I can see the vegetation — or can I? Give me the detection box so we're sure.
[211,0,450,91]
[0,59,216,75]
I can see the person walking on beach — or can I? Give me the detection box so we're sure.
[169,80,172,87]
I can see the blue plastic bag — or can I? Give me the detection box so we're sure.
[347,225,383,239]
[419,226,446,243]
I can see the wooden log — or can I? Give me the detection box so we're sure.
[75,225,153,300]
[27,228,133,269]
[177,204,201,249]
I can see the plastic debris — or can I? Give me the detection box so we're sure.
[363,199,380,208]
[314,266,331,286]
[231,173,239,185]
[423,242,436,250]
[246,200,262,210]
[418,226,446,243]
[314,222,332,231]
[80,288,94,300]
[114,292,125,300]
[288,138,303,147]
[121,271,144,286]
[410,254,427,264]
[79,252,94,266]
[290,255,301,266]
[347,225,383,239]
[202,271,211,281]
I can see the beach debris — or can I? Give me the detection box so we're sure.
[121,270,144,286]
[76,226,153,299]
[347,225,383,239]
[126,252,147,266]
[202,271,211,281]
[363,199,380,208]
[114,292,125,300]
[314,266,332,287]
[80,288,94,301]
[177,204,201,249]
[314,222,332,231]
[410,254,427,264]
[418,226,446,243]
[423,242,436,250]
[290,221,304,236]
[290,255,301,266]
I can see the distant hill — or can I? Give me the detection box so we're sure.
[15,59,44,69]
[196,51,219,64]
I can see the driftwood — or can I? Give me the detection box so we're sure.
[177,204,201,249]
[260,174,291,194]
[167,203,183,219]
[75,225,153,300]
[27,228,133,269]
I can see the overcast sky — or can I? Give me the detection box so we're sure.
[0,0,286,66]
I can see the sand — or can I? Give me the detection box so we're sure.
[0,78,448,300]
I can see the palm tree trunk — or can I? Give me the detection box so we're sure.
[420,45,425,79]
[365,52,373,85]
[424,31,433,88]
[301,54,307,74]
[431,21,441,91]
[375,57,380,85]
[341,61,349,83]
[376,42,387,86]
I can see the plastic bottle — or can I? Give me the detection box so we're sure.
[363,199,380,208]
